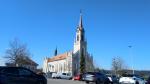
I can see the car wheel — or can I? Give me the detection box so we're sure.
[38,81,44,84]
[104,79,111,84]
[96,80,101,84]
[135,81,139,84]
[69,77,72,80]
[86,81,89,84]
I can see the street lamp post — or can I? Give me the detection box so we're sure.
[128,45,134,74]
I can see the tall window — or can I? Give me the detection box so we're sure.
[64,62,66,72]
[82,48,84,55]
[77,35,79,41]
[81,34,84,41]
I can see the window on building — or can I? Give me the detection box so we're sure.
[81,34,84,41]
[77,35,79,41]
[64,62,66,71]
[60,65,62,72]
[76,64,78,70]
[82,48,84,55]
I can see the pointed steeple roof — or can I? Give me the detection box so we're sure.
[78,10,84,30]
[79,11,83,28]
[54,47,57,56]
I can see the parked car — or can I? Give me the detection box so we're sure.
[146,76,150,84]
[73,74,83,81]
[0,66,47,84]
[119,74,146,84]
[56,72,72,80]
[106,74,119,84]
[84,72,110,84]
[45,72,55,78]
[51,72,57,79]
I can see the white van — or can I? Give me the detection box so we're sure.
[57,73,72,80]
[51,72,57,78]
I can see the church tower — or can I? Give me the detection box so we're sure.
[73,12,87,75]
[73,12,87,56]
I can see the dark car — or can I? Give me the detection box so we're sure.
[106,74,119,84]
[0,66,47,84]
[84,72,110,84]
[146,76,150,84]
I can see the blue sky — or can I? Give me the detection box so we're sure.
[0,0,150,70]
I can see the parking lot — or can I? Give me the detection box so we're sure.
[47,79,86,84]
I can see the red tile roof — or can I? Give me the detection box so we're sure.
[48,52,68,62]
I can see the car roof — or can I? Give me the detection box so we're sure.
[122,74,139,77]
[86,72,104,75]
[0,66,30,71]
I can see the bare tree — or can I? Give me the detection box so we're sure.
[4,39,31,67]
[112,56,128,76]
[94,67,101,72]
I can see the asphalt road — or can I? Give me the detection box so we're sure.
[47,79,87,84]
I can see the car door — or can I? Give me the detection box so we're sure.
[137,78,145,84]
[2,67,20,84]
[97,73,105,82]
[18,68,37,84]
[61,73,66,79]
[66,73,71,79]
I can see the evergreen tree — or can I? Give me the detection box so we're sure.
[80,50,85,74]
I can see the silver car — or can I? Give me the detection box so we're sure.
[119,74,146,84]
[84,72,110,84]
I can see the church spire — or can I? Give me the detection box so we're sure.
[78,10,83,28]
[54,47,57,56]
[74,11,87,54]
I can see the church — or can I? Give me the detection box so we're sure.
[43,13,94,76]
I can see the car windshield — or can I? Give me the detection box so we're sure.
[62,73,66,75]
[86,72,95,75]
[106,74,116,77]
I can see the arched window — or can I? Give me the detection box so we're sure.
[77,35,79,41]
[81,34,84,41]
[60,64,62,72]
[82,48,84,55]
[64,62,66,72]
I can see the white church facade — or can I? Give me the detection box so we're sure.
[43,13,94,76]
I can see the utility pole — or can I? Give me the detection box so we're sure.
[128,45,134,74]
